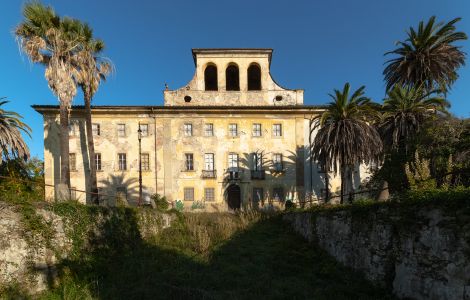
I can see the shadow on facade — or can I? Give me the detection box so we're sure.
[99,173,139,206]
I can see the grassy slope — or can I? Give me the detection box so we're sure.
[39,214,393,300]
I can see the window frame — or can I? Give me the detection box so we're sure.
[118,153,127,171]
[92,123,100,136]
[139,124,149,137]
[204,153,215,171]
[228,153,239,171]
[184,187,195,201]
[204,188,215,202]
[117,124,126,137]
[273,153,283,172]
[183,123,193,137]
[272,123,282,137]
[95,153,102,171]
[141,153,150,171]
[69,153,77,171]
[204,123,214,137]
[185,153,194,171]
[252,123,262,137]
[228,123,238,137]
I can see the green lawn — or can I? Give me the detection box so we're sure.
[39,213,393,300]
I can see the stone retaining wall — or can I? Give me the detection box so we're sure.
[284,204,470,300]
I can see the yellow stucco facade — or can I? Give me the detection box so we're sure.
[34,49,371,211]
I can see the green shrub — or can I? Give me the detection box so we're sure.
[151,194,169,211]
[174,200,184,212]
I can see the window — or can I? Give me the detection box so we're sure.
[273,124,282,137]
[118,153,127,171]
[204,188,215,202]
[204,123,214,136]
[229,123,238,137]
[117,124,126,137]
[185,153,194,171]
[253,188,264,203]
[273,187,285,202]
[92,123,100,136]
[247,64,261,91]
[95,153,101,171]
[273,153,283,172]
[68,123,76,136]
[226,64,240,91]
[252,152,263,171]
[252,123,262,137]
[204,65,218,91]
[228,153,239,171]
[139,124,149,137]
[184,187,194,201]
[184,123,193,136]
[204,153,214,171]
[141,153,150,171]
[69,153,76,171]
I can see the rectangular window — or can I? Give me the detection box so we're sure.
[252,152,263,171]
[184,187,194,201]
[139,124,149,137]
[95,153,102,171]
[273,124,282,137]
[118,153,127,170]
[185,153,194,171]
[229,123,238,137]
[117,124,126,137]
[204,188,215,202]
[69,153,76,171]
[141,153,150,171]
[92,123,100,136]
[273,187,285,201]
[228,153,239,170]
[204,153,214,171]
[273,153,283,172]
[204,123,214,136]
[68,123,76,136]
[253,188,264,203]
[252,123,262,137]
[184,123,193,136]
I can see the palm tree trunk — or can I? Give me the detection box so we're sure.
[59,102,71,192]
[84,92,98,204]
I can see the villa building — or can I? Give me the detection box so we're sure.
[33,48,368,211]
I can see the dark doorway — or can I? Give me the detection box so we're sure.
[247,64,261,90]
[225,64,240,91]
[204,65,218,91]
[227,184,241,210]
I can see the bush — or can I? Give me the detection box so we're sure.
[151,194,169,211]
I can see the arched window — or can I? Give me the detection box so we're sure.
[225,64,240,91]
[204,65,218,91]
[247,64,261,91]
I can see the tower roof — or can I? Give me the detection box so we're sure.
[191,48,273,66]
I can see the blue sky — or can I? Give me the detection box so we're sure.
[1,0,469,159]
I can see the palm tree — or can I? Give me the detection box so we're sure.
[378,85,450,191]
[16,2,83,193]
[312,83,382,203]
[72,24,112,204]
[0,99,31,161]
[384,16,467,93]
[380,85,450,151]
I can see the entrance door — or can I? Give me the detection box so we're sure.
[227,184,241,210]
